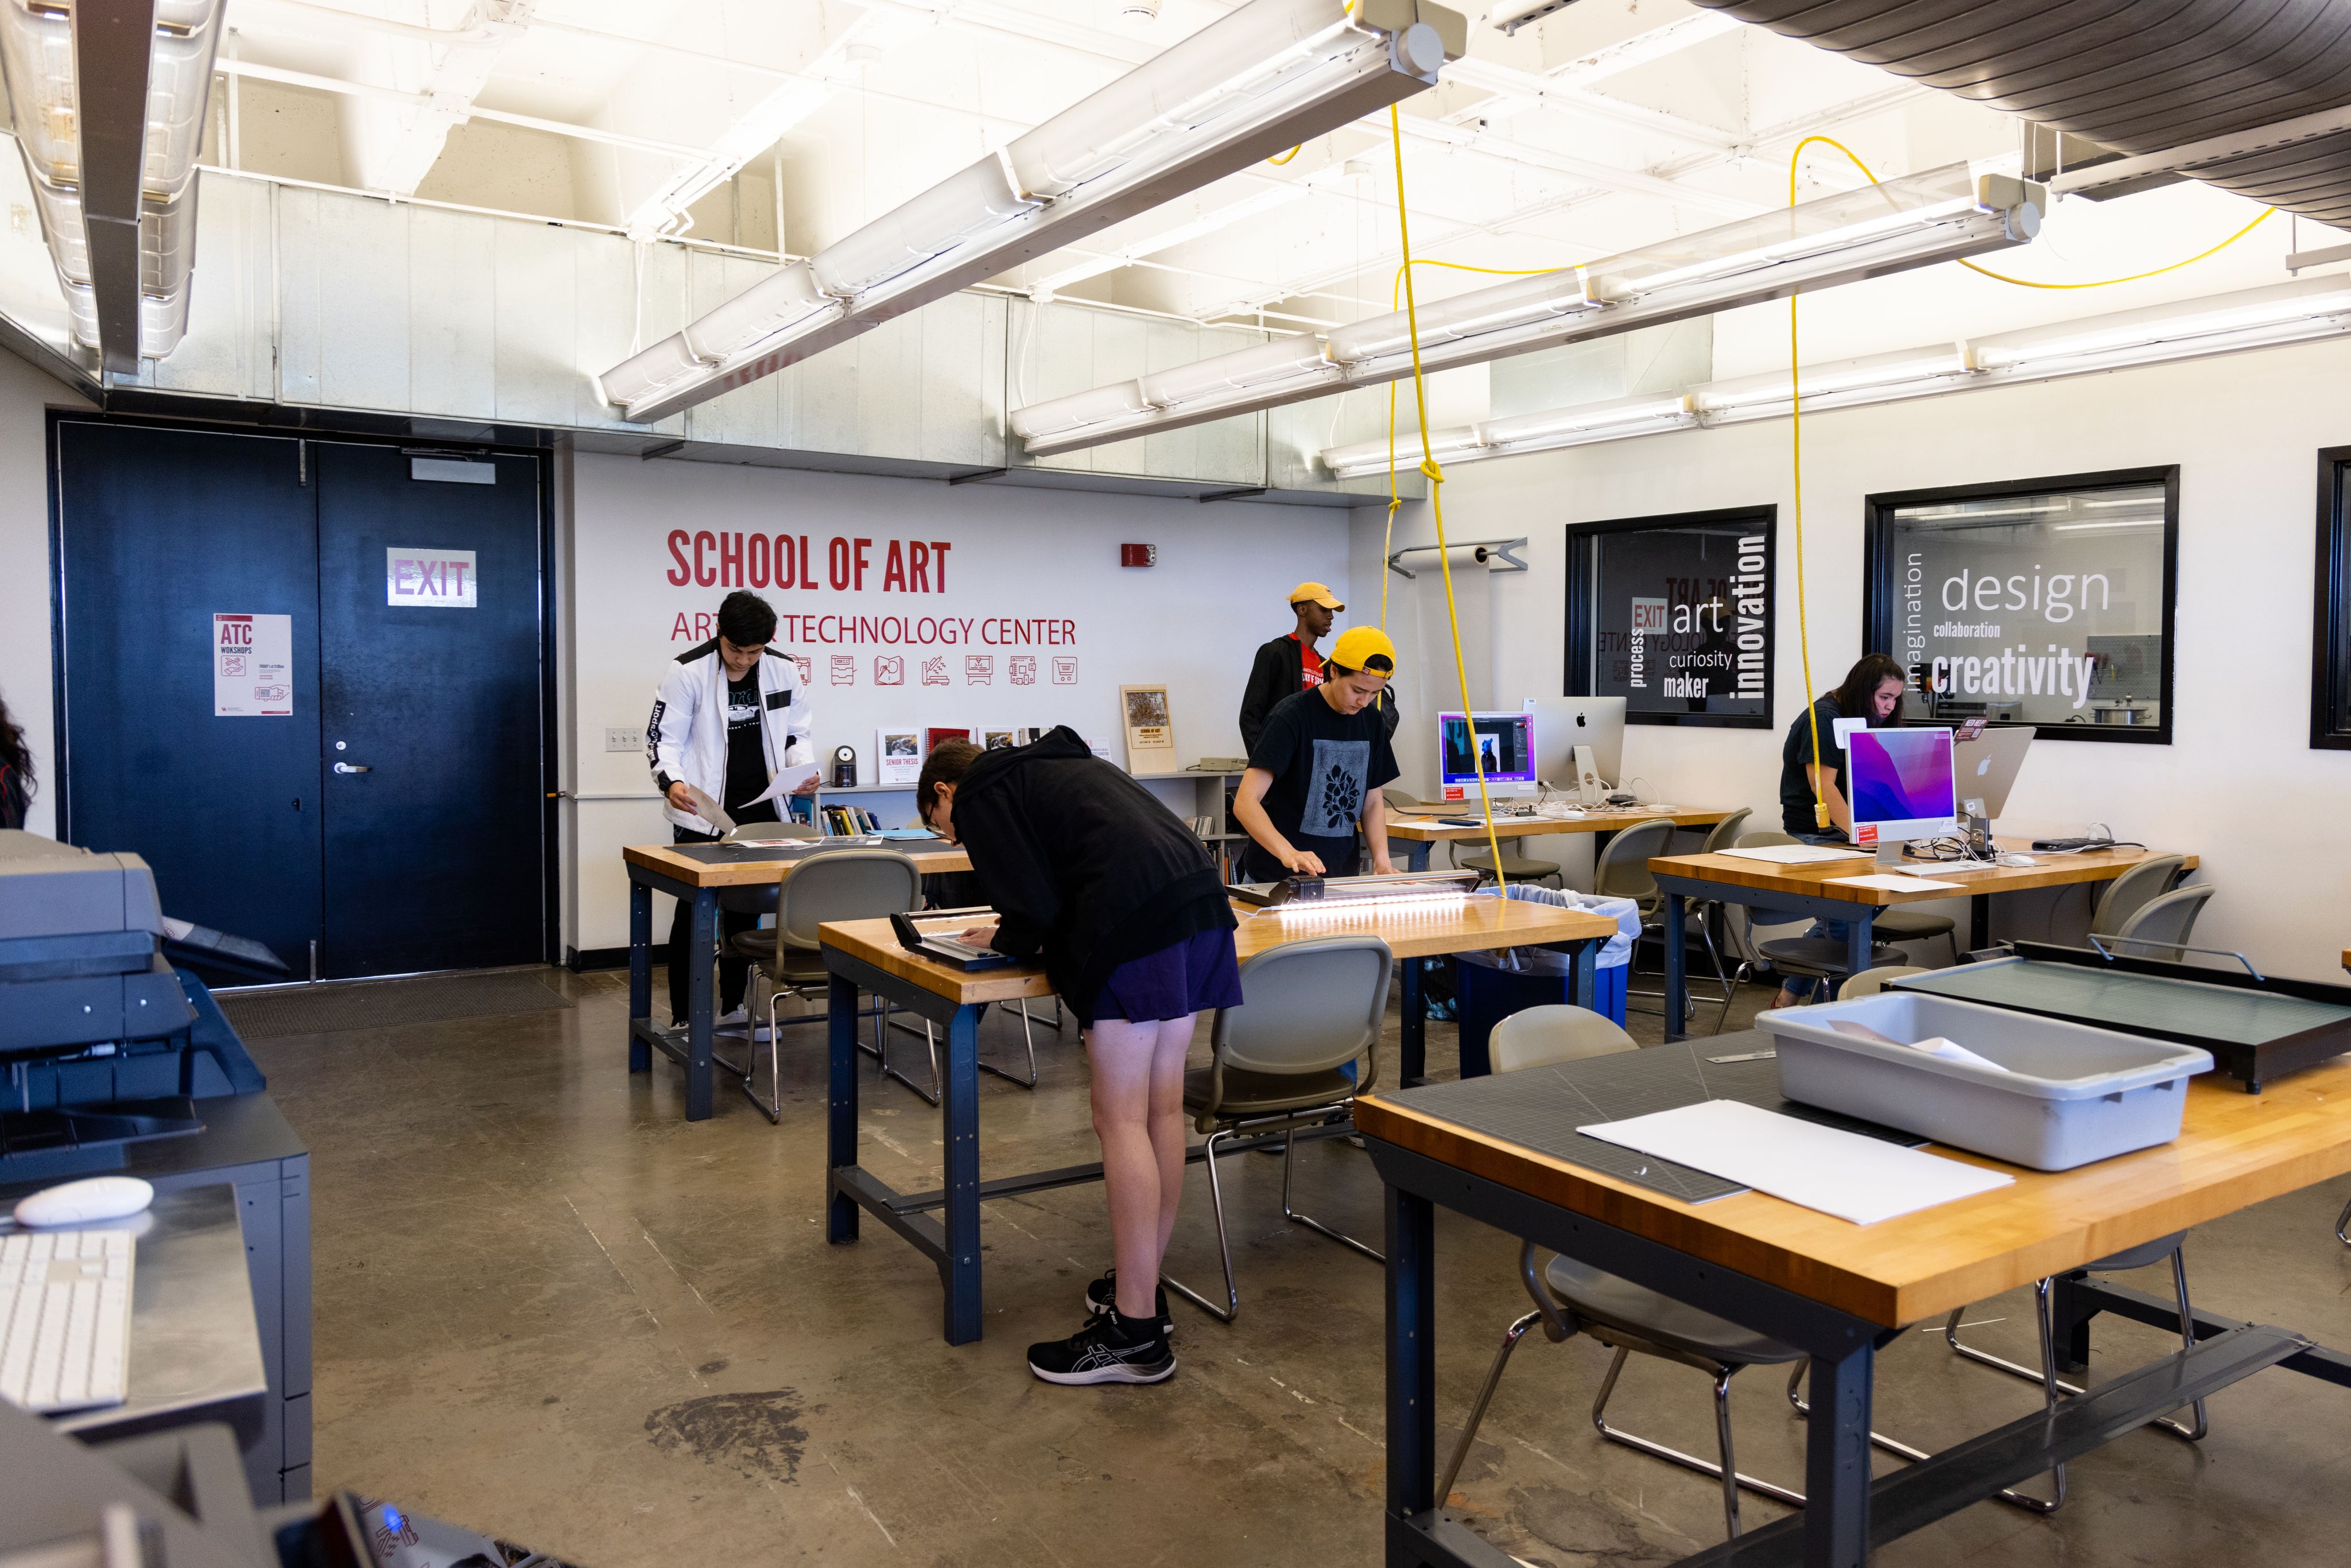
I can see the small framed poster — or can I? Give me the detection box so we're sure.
[981,728,1019,750]
[1120,685,1176,770]
[877,727,922,785]
[924,727,971,756]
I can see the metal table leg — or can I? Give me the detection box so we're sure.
[1386,1181,1437,1527]
[940,1003,984,1345]
[1845,910,1876,991]
[1664,891,1689,1043]
[1803,1341,1876,1567]
[1402,840,1432,872]
[1969,892,1991,953]
[827,972,860,1244]
[1400,957,1427,1086]
[627,879,651,1074]
[684,887,717,1122]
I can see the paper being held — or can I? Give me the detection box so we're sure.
[743,764,822,809]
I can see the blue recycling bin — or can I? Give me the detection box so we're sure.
[1452,954,1628,1080]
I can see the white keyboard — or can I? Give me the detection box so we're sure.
[0,1229,134,1413]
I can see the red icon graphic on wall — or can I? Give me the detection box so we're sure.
[1052,657,1078,685]
[876,655,904,686]
[793,655,813,685]
[1010,656,1037,685]
[830,655,855,685]
[921,657,949,686]
[966,655,993,684]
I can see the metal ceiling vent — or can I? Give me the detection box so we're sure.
[1690,0,2351,224]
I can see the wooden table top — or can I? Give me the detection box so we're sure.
[1386,805,1735,841]
[624,839,972,887]
[1648,839,2196,907]
[821,895,1619,1006]
[1356,1043,2351,1328]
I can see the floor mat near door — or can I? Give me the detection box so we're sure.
[220,969,573,1039]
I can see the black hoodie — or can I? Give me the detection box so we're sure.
[951,726,1235,1007]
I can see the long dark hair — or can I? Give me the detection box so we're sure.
[1831,653,1907,726]
[0,692,33,827]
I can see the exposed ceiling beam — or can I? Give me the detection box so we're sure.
[229,0,515,47]
[349,2,540,196]
[1029,183,1320,297]
[1441,57,1741,152]
[1397,114,1763,216]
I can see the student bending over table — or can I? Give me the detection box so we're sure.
[918,729,1241,1387]
[1770,651,1906,1009]
[1232,624,1402,881]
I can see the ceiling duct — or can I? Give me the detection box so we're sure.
[1688,1,2351,225]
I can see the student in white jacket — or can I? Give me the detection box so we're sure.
[647,591,816,1026]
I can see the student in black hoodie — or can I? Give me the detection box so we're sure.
[918,728,1240,1386]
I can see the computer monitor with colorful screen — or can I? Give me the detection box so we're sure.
[1437,711,1538,801]
[1848,726,1957,863]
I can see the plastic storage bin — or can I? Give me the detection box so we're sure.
[1757,992,2213,1171]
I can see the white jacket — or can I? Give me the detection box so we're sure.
[648,641,813,833]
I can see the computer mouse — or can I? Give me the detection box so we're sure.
[13,1176,154,1228]
[1995,852,2038,868]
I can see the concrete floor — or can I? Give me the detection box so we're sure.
[245,966,2351,1567]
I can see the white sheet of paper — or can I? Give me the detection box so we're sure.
[1576,1099,2012,1225]
[742,763,821,809]
[1823,872,1970,892]
[1716,844,1871,865]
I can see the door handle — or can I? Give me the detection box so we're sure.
[333,762,372,774]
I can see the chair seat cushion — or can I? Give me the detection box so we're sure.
[1460,852,1560,875]
[1184,1065,1356,1119]
[2085,1231,2187,1272]
[1546,1255,1805,1366]
[1756,937,1904,977]
[1871,908,1956,938]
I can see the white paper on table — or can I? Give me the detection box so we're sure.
[742,763,821,809]
[1822,872,1970,892]
[1576,1099,2012,1225]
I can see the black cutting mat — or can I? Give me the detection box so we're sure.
[671,836,926,864]
[1388,1037,1922,1204]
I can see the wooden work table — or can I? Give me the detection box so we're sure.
[1647,840,2198,1043]
[621,836,971,1121]
[1364,1031,2351,1567]
[820,892,1619,1345]
[1384,804,1735,872]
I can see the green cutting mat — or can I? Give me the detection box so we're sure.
[1900,962,2351,1047]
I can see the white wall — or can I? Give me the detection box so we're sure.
[566,455,1351,951]
[1356,332,2351,981]
[0,350,93,837]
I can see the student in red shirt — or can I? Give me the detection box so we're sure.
[1237,582,1341,752]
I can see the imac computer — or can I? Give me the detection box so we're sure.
[1950,724,2033,821]
[1437,710,1539,802]
[1526,696,1625,804]
[1848,726,1958,865]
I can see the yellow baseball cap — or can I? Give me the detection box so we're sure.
[1329,625,1396,674]
[1287,581,1344,610]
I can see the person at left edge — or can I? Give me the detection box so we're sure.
[919,727,1240,1387]
[1232,624,1400,882]
[647,589,817,1031]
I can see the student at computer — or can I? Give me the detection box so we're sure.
[1769,652,1906,1006]
[647,590,817,1029]
[1232,625,1402,880]
[917,729,1239,1388]
[1237,581,1400,751]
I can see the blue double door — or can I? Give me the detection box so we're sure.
[55,421,549,980]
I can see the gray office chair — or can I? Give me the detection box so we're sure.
[2089,854,2187,938]
[2104,884,2213,964]
[731,849,921,1121]
[1730,832,1902,1003]
[1868,905,1960,964]
[707,822,823,1058]
[1170,935,1392,1323]
[1838,965,1928,999]
[1456,841,1562,887]
[1440,1008,1807,1539]
[1599,817,1729,1022]
[1697,808,1751,856]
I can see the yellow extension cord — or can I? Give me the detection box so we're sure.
[1384,106,1508,876]
[1370,122,2274,843]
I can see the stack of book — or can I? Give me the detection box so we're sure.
[821,804,887,835]
[1189,814,1219,841]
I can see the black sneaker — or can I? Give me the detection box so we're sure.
[1027,1311,1176,1385]
[1081,1268,1174,1336]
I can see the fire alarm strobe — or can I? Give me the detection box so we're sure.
[1120,543,1157,568]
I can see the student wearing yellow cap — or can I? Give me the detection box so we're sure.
[1232,624,1401,881]
[1237,581,1343,753]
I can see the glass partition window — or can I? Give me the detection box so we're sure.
[2317,445,2351,750]
[1867,469,2177,744]
[1566,506,1774,728]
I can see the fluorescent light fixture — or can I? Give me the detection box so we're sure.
[1019,161,2043,456]
[1692,344,1968,416]
[603,0,1465,424]
[1968,274,2351,372]
[2051,519,2166,532]
[1310,275,2351,476]
[0,0,224,367]
[1010,333,1339,443]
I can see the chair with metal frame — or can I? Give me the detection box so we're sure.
[1600,817,1729,1022]
[1732,832,1903,1004]
[1167,934,1392,1324]
[1439,1006,1808,1540]
[2088,853,2187,938]
[729,849,921,1120]
[2104,884,2214,965]
[1837,964,1929,999]
[707,821,821,1065]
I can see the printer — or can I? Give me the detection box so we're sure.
[0,831,276,1180]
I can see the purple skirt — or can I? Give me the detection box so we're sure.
[1075,927,1243,1029]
